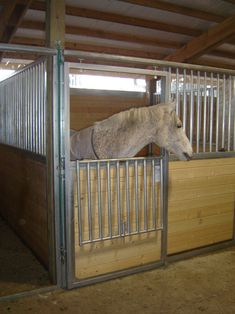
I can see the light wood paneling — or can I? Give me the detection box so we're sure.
[0,144,48,267]
[168,157,235,254]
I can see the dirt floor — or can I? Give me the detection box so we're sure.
[0,216,50,297]
[0,245,235,314]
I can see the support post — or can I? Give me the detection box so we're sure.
[45,0,65,286]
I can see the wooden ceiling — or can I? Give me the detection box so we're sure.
[2,0,235,69]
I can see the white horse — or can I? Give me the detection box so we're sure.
[70,101,193,161]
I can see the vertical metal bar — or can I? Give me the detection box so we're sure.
[233,76,235,151]
[190,70,194,146]
[152,159,156,229]
[228,75,232,151]
[196,71,201,153]
[38,63,42,154]
[176,68,179,115]
[97,162,103,239]
[116,161,121,236]
[35,65,38,154]
[76,162,83,245]
[203,72,207,152]
[216,73,220,152]
[42,61,46,155]
[209,73,214,152]
[87,163,92,241]
[134,160,139,232]
[143,159,148,231]
[222,74,226,149]
[107,161,112,238]
[125,161,131,234]
[183,68,187,130]
[161,150,169,262]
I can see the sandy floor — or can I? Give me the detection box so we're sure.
[0,217,50,297]
[0,246,235,314]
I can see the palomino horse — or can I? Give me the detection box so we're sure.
[70,101,193,161]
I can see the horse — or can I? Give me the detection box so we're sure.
[70,101,193,161]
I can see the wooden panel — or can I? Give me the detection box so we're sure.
[74,163,162,279]
[70,90,147,130]
[168,157,235,254]
[0,144,48,267]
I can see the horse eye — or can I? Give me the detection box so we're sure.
[177,123,182,128]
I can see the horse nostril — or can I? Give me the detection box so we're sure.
[183,152,192,161]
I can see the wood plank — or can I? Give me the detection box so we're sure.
[168,158,235,254]
[0,145,48,267]
[75,231,161,278]
[165,14,235,62]
[118,0,225,23]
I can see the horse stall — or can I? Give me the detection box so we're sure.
[0,46,61,297]
[64,56,235,288]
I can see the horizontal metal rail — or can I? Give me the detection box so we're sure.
[65,49,235,75]
[0,43,56,55]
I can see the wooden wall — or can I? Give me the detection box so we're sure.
[168,157,235,254]
[70,88,148,131]
[0,144,48,267]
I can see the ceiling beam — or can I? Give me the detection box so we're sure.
[0,0,32,61]
[20,20,183,49]
[165,14,235,62]
[221,0,235,4]
[0,0,32,42]
[117,0,225,23]
[29,1,200,37]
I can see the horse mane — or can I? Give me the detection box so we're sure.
[94,105,157,131]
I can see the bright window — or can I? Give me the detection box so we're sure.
[69,74,146,92]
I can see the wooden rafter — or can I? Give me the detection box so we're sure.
[0,0,32,43]
[29,1,200,37]
[0,0,32,61]
[20,20,183,49]
[117,0,225,23]
[222,0,235,4]
[165,14,235,62]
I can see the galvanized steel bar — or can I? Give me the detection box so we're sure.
[0,58,47,155]
[203,72,207,152]
[183,68,187,130]
[97,162,103,239]
[209,73,214,152]
[228,75,232,151]
[76,162,83,245]
[134,160,139,232]
[143,159,148,231]
[196,71,201,153]
[151,159,156,229]
[125,161,131,234]
[222,74,226,149]
[87,163,93,241]
[216,74,220,152]
[116,161,121,236]
[189,70,194,146]
[107,161,112,238]
[176,68,179,115]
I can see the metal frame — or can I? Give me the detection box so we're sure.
[0,44,63,300]
[63,61,170,289]
[63,53,235,290]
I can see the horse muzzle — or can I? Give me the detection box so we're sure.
[183,152,192,161]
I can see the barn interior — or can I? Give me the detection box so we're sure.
[0,0,235,304]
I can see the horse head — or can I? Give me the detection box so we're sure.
[153,102,193,161]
